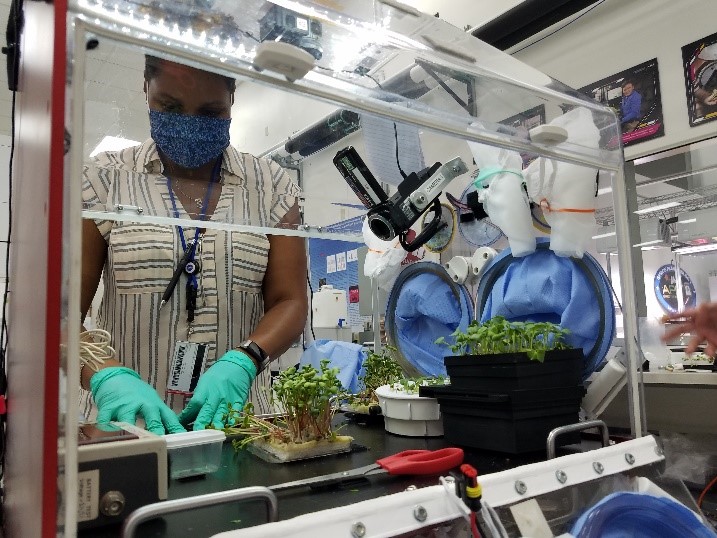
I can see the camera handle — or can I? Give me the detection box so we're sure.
[399,199,446,251]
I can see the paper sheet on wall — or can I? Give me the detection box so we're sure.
[326,255,337,274]
[361,113,425,187]
[336,252,347,271]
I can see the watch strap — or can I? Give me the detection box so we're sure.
[238,340,271,372]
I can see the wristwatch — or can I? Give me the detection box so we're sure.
[237,340,271,372]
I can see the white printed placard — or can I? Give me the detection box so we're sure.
[327,255,337,273]
[346,249,358,262]
[336,252,347,271]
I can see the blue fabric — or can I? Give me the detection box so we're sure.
[570,491,717,538]
[299,340,367,393]
[149,110,231,168]
[391,265,472,376]
[478,239,615,379]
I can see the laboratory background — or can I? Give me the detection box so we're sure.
[0,0,716,537]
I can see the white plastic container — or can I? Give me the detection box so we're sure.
[375,384,443,437]
[312,285,348,328]
[164,430,226,479]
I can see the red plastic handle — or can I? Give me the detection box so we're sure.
[376,447,464,475]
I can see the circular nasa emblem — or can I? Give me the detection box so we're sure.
[653,264,696,313]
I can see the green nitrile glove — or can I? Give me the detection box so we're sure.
[178,350,256,431]
[90,367,186,435]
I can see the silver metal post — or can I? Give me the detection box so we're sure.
[673,253,685,312]
[612,162,645,437]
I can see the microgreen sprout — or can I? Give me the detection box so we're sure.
[216,360,343,450]
[435,316,571,362]
[346,346,404,407]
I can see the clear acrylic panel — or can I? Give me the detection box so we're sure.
[70,0,622,189]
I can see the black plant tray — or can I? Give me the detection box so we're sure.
[444,348,584,391]
[419,384,585,454]
[418,384,585,406]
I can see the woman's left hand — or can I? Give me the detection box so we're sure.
[178,350,257,430]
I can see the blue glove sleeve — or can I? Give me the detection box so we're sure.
[177,350,257,431]
[90,367,186,435]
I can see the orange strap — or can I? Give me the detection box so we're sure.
[540,198,596,214]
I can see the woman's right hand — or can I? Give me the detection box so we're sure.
[662,303,717,356]
[90,366,186,435]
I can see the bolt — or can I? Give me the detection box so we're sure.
[416,194,426,204]
[593,462,604,474]
[555,470,567,484]
[99,491,125,517]
[137,207,143,214]
[413,505,428,522]
[514,480,527,495]
[117,205,124,211]
[625,453,635,465]
[351,522,366,538]
[451,165,459,173]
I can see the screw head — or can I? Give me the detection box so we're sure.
[451,165,459,172]
[117,205,124,211]
[99,490,125,517]
[625,453,635,465]
[351,522,366,538]
[514,480,527,495]
[137,207,144,214]
[555,470,567,484]
[413,505,428,522]
[593,462,604,474]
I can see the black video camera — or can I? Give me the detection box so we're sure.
[333,146,467,251]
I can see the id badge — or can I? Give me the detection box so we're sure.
[167,341,208,396]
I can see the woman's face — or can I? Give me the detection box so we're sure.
[145,60,233,119]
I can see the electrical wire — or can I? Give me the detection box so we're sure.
[306,274,316,343]
[393,123,407,179]
[0,0,21,508]
[470,512,482,538]
[698,474,717,509]
[511,0,606,55]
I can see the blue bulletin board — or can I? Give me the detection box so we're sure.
[308,213,365,329]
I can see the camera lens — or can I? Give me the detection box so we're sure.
[368,214,395,241]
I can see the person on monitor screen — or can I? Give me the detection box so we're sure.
[620,80,642,133]
[80,56,307,434]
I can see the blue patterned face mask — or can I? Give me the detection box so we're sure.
[149,109,231,169]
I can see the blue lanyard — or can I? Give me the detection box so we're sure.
[166,157,223,290]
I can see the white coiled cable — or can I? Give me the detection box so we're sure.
[79,329,115,373]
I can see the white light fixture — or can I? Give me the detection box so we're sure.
[632,239,663,248]
[679,218,696,224]
[592,231,617,240]
[673,243,717,254]
[634,201,680,215]
[90,136,141,158]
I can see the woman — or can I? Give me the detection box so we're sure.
[80,56,307,434]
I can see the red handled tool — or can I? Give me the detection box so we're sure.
[269,447,464,492]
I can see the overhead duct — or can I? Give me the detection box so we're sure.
[284,110,361,157]
[473,0,599,51]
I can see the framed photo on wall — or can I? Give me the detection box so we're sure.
[578,59,664,147]
[682,32,717,126]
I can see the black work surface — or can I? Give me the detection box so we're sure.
[82,413,548,537]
